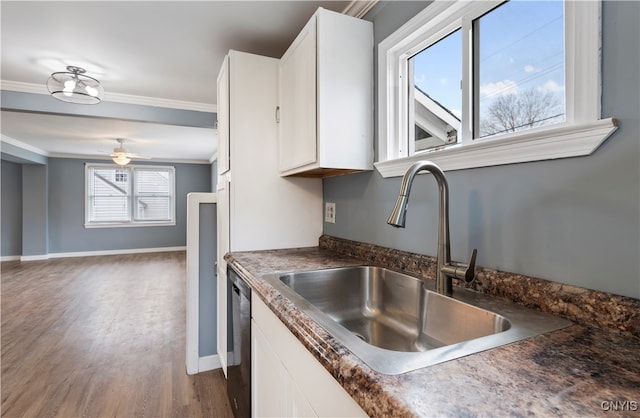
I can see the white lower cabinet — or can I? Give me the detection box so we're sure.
[288,383,317,418]
[252,293,368,418]
[252,320,287,417]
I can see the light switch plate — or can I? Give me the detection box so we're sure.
[325,202,336,223]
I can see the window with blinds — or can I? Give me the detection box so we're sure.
[85,164,175,227]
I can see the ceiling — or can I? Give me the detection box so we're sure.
[0,0,361,164]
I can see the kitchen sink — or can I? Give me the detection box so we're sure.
[264,266,571,375]
[277,266,510,351]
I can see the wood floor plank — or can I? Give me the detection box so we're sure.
[1,252,233,418]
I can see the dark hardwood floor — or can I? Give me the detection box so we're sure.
[1,252,233,417]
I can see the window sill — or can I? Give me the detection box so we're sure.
[374,118,617,178]
[84,221,176,229]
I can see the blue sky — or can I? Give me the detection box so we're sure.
[412,0,565,120]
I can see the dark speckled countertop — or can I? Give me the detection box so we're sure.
[225,240,640,417]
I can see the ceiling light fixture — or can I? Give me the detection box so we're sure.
[46,66,104,104]
[112,139,131,166]
[112,154,131,166]
[109,139,147,166]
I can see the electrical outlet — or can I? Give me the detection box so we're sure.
[325,202,336,223]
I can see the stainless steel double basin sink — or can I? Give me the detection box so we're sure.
[263,266,571,375]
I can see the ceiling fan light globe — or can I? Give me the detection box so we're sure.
[112,155,131,166]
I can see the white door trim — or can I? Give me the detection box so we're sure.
[186,192,217,375]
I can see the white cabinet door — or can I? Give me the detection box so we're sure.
[216,269,227,376]
[229,50,322,252]
[277,8,373,177]
[253,316,317,418]
[252,294,367,418]
[216,178,230,375]
[288,382,318,418]
[278,16,317,173]
[252,318,287,418]
[316,9,373,172]
[217,55,230,175]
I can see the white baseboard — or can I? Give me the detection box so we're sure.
[48,246,186,259]
[10,246,186,262]
[198,354,222,373]
[1,255,21,262]
[20,254,50,261]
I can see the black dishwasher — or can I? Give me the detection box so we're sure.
[226,267,251,418]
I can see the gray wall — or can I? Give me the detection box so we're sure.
[202,161,218,357]
[22,164,48,256]
[48,158,211,253]
[1,160,23,256]
[199,202,217,357]
[324,1,640,299]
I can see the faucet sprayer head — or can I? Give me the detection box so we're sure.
[387,160,448,228]
[387,194,409,228]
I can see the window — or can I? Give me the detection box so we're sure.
[409,29,461,152]
[475,0,565,138]
[85,164,175,227]
[377,0,617,177]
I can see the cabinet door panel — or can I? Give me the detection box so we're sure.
[288,381,318,418]
[252,319,287,417]
[252,295,368,417]
[217,56,230,175]
[316,9,373,170]
[279,17,317,172]
[216,179,230,375]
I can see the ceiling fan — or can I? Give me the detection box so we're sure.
[110,138,151,166]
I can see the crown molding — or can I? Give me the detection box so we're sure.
[342,0,378,18]
[103,91,216,113]
[0,80,216,113]
[47,152,211,165]
[1,134,50,156]
[0,137,213,165]
[0,80,47,95]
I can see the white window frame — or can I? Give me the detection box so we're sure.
[376,0,617,177]
[84,163,176,228]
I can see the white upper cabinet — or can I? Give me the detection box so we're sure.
[216,49,322,254]
[278,17,318,174]
[278,8,374,178]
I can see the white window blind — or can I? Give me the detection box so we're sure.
[87,167,131,223]
[85,164,175,227]
[134,168,173,221]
